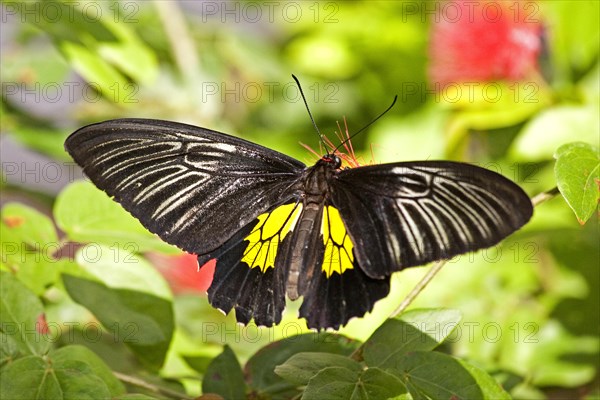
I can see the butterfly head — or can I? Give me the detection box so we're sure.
[321,154,342,169]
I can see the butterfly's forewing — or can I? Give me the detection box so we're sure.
[65,119,305,255]
[331,161,534,279]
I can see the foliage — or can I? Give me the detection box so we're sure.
[1,1,598,399]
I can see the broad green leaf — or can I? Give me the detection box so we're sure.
[529,321,598,387]
[98,23,158,85]
[1,203,58,248]
[61,41,133,103]
[116,395,161,399]
[0,332,20,367]
[0,355,111,400]
[62,274,174,370]
[183,355,213,374]
[303,366,407,400]
[363,308,461,369]
[54,181,177,253]
[275,352,361,386]
[202,345,246,399]
[1,203,64,294]
[461,362,512,400]
[245,332,357,399]
[76,243,172,300]
[13,0,116,44]
[393,351,484,400]
[398,308,462,344]
[52,345,126,397]
[511,105,599,161]
[0,271,49,355]
[541,1,599,80]
[554,142,600,224]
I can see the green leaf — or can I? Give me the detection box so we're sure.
[393,351,485,400]
[1,203,64,294]
[52,345,126,397]
[1,203,58,248]
[183,355,213,374]
[363,308,462,369]
[0,271,49,355]
[61,41,133,103]
[75,243,172,300]
[14,0,116,44]
[202,345,247,399]
[542,1,599,79]
[274,352,361,386]
[511,105,599,161]
[0,355,111,400]
[0,332,20,367]
[62,274,174,370]
[461,362,512,400]
[555,142,600,224]
[303,366,407,400]
[115,395,161,400]
[245,333,357,399]
[398,308,463,344]
[54,181,177,253]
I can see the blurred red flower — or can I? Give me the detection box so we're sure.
[151,253,215,294]
[428,0,543,86]
[36,313,49,335]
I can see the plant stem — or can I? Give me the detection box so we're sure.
[389,260,448,319]
[531,186,560,207]
[113,372,195,400]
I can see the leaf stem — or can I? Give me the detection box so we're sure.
[113,372,195,400]
[531,186,560,207]
[389,260,448,319]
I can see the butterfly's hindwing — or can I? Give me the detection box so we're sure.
[299,264,390,330]
[332,161,534,278]
[321,205,355,277]
[298,204,390,329]
[65,119,305,254]
[201,202,302,326]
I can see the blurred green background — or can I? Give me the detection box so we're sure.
[1,1,598,399]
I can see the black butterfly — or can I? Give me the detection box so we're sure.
[65,117,533,329]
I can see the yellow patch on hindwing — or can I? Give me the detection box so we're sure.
[241,203,302,272]
[321,206,354,277]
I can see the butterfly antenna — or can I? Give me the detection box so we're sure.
[333,95,398,154]
[292,74,329,153]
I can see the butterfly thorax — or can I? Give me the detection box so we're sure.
[285,155,341,299]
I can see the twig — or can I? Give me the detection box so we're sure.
[389,260,448,319]
[531,186,560,207]
[113,371,195,400]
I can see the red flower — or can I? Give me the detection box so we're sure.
[151,253,215,294]
[429,0,543,86]
[36,313,49,335]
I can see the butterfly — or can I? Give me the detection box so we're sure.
[65,112,533,330]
